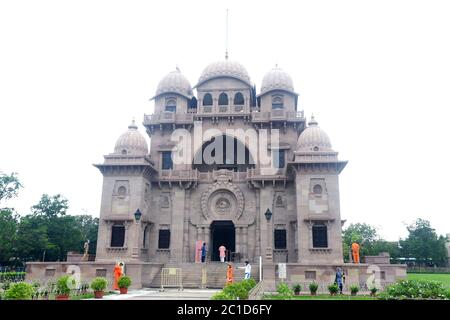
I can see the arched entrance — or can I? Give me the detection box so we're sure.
[210,220,235,261]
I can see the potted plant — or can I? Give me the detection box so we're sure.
[309,282,319,296]
[369,286,378,297]
[91,277,108,299]
[56,275,72,300]
[350,284,359,296]
[328,283,339,296]
[118,275,132,294]
[292,284,302,296]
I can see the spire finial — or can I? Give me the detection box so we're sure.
[128,118,138,129]
[225,8,229,60]
[308,114,318,126]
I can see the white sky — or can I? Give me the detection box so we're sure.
[1,0,449,241]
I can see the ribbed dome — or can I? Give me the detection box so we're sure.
[114,120,149,155]
[153,69,193,99]
[297,116,333,152]
[260,67,295,95]
[196,60,251,87]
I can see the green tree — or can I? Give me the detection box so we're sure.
[16,215,50,262]
[31,194,68,218]
[74,215,99,254]
[399,218,447,266]
[0,172,23,203]
[0,208,19,265]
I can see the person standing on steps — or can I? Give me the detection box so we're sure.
[200,242,207,263]
[238,261,251,280]
[226,263,234,285]
[219,244,226,263]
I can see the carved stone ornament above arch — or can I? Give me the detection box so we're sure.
[200,181,244,221]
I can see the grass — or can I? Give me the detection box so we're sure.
[407,273,450,287]
[264,294,376,300]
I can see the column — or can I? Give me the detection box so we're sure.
[243,227,248,260]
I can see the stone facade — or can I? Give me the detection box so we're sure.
[94,60,348,266]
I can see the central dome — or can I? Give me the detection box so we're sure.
[196,60,251,87]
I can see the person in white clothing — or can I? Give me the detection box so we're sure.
[238,261,251,279]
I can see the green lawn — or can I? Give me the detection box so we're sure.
[407,273,450,287]
[264,294,376,300]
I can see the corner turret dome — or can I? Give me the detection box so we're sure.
[297,116,332,152]
[260,66,296,95]
[114,120,149,155]
[152,69,193,100]
[195,60,252,87]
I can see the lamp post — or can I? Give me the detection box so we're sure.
[265,208,273,262]
[132,208,142,260]
[134,208,142,223]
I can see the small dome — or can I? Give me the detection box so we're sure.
[196,60,251,87]
[114,120,148,155]
[260,66,295,95]
[297,116,332,152]
[153,69,193,99]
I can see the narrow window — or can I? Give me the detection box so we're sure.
[143,225,149,248]
[218,92,228,105]
[312,225,328,248]
[162,151,173,170]
[272,95,284,109]
[233,92,244,105]
[158,230,170,249]
[273,149,285,168]
[110,225,125,247]
[203,93,213,106]
[274,229,287,249]
[165,98,176,112]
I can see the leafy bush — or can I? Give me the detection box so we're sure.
[370,286,378,295]
[212,279,256,300]
[309,282,319,293]
[292,284,302,294]
[56,275,73,295]
[328,283,339,295]
[378,280,449,300]
[91,277,108,292]
[223,282,250,300]
[5,282,34,300]
[240,279,256,292]
[277,282,293,299]
[118,276,131,289]
[350,284,359,294]
[211,291,234,300]
[0,272,26,283]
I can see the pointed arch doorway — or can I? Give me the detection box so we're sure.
[210,220,235,262]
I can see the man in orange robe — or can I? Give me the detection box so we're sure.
[226,263,234,285]
[351,242,360,264]
[113,263,123,290]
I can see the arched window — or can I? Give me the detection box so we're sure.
[117,186,127,196]
[272,95,284,109]
[233,92,244,105]
[203,93,213,106]
[121,149,127,155]
[218,93,229,106]
[165,98,176,112]
[313,184,323,195]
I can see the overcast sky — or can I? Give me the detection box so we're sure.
[1,0,449,241]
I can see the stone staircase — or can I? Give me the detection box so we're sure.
[149,262,259,289]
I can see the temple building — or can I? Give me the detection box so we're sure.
[94,60,347,265]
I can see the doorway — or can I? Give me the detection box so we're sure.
[210,221,235,262]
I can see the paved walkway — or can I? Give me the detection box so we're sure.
[92,288,220,300]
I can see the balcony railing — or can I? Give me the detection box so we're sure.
[251,110,304,122]
[157,169,199,181]
[197,105,249,115]
[143,112,194,125]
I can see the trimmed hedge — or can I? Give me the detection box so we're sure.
[378,279,450,300]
